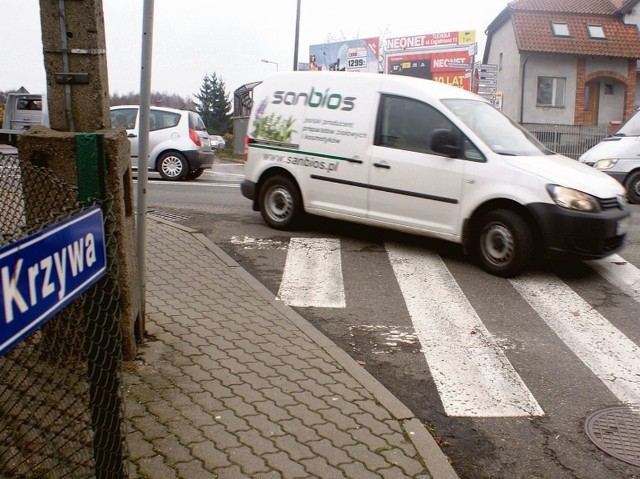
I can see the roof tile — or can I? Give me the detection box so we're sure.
[497,0,640,57]
[510,0,618,15]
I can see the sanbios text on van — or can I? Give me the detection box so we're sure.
[272,87,356,112]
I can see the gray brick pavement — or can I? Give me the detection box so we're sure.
[124,218,459,479]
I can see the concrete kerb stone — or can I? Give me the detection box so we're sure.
[147,216,460,479]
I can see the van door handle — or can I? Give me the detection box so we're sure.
[346,158,363,164]
[373,161,390,169]
[128,133,137,138]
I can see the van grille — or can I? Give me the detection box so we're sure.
[599,197,621,210]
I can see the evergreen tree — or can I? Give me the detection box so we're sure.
[195,73,232,134]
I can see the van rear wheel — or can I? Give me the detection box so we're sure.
[625,171,640,204]
[476,209,533,277]
[259,176,302,230]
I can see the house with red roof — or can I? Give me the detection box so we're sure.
[483,0,640,127]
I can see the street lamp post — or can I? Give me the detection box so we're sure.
[293,0,301,71]
[261,58,279,71]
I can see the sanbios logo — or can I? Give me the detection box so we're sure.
[272,87,356,111]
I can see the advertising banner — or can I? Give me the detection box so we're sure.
[385,30,475,51]
[386,47,473,90]
[309,38,380,73]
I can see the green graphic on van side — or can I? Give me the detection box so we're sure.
[251,113,297,143]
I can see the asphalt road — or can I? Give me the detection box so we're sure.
[142,160,640,479]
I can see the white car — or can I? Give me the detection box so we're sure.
[210,134,226,150]
[110,105,214,180]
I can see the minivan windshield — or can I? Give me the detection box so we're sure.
[442,99,553,156]
[613,109,640,137]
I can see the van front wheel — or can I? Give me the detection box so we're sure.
[476,209,533,277]
[259,176,302,230]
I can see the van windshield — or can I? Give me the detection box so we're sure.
[613,110,640,137]
[442,99,553,156]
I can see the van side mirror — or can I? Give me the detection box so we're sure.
[431,129,461,158]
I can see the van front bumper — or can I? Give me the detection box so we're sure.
[528,202,630,260]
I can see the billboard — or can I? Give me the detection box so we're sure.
[385,30,476,51]
[309,38,380,73]
[385,47,474,89]
[384,30,477,90]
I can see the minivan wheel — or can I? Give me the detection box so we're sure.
[476,209,533,277]
[259,176,302,230]
[157,152,188,180]
[625,171,640,204]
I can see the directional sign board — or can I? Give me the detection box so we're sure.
[0,206,107,356]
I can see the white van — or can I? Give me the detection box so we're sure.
[241,72,630,277]
[578,109,640,204]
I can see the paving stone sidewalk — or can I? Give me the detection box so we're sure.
[123,217,459,479]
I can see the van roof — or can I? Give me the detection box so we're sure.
[260,71,483,103]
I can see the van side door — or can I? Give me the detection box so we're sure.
[367,94,466,236]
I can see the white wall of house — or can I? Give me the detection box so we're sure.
[623,3,640,27]
[522,54,577,124]
[485,21,521,121]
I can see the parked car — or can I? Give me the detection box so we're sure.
[210,134,226,150]
[110,105,214,180]
[579,109,640,204]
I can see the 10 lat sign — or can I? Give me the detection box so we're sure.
[0,206,107,356]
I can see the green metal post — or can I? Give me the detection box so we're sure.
[75,134,125,479]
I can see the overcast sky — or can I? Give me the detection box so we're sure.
[1,0,511,100]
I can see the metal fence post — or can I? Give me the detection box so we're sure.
[75,133,125,479]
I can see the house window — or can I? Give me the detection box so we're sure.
[605,83,614,95]
[587,24,606,39]
[551,22,571,37]
[537,77,566,107]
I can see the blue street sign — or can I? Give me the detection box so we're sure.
[0,206,107,356]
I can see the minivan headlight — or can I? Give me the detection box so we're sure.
[547,185,599,212]
[594,158,618,170]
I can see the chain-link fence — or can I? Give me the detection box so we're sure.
[0,153,126,478]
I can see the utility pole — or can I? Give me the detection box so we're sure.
[39,0,110,132]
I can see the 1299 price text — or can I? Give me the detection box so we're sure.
[347,58,367,69]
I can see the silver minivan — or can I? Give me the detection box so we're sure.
[110,105,215,181]
[579,110,640,204]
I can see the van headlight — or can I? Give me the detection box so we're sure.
[547,185,599,212]
[594,158,618,170]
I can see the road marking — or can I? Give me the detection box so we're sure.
[133,179,240,187]
[278,238,346,308]
[386,243,543,417]
[587,254,640,303]
[510,273,640,405]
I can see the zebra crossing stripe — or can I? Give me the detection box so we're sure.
[386,243,544,417]
[277,238,346,308]
[510,273,640,405]
[587,254,640,304]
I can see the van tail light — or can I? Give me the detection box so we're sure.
[244,135,249,163]
[189,128,202,146]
